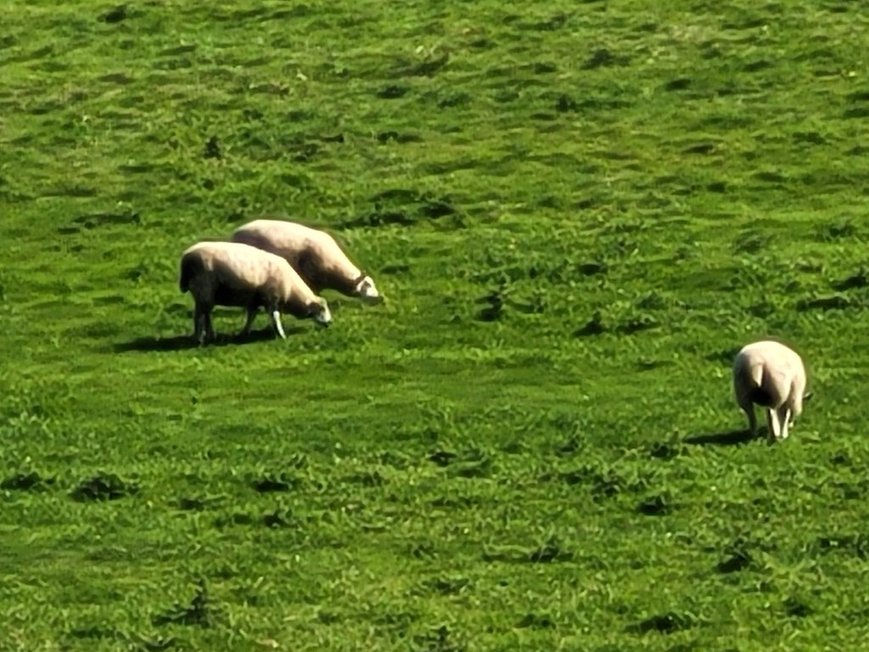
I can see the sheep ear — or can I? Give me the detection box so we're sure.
[803,391,814,402]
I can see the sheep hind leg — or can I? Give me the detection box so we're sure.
[270,310,287,340]
[192,310,201,342]
[240,306,258,337]
[202,308,215,344]
[737,394,757,437]
[193,304,208,345]
[743,407,758,438]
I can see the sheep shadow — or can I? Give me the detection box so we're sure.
[113,327,305,353]
[683,429,760,446]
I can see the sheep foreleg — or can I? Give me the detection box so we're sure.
[270,310,287,340]
[240,308,257,336]
[766,408,781,442]
[779,406,792,440]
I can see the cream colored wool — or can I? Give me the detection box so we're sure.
[732,340,808,442]
[232,219,382,304]
[179,241,331,343]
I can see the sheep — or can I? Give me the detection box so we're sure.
[179,241,332,344]
[732,340,809,442]
[230,219,383,304]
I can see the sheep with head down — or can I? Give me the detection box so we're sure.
[732,340,810,443]
[179,240,331,344]
[231,219,383,304]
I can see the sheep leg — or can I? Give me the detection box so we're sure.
[766,408,781,442]
[743,407,758,437]
[778,406,792,440]
[240,307,258,336]
[270,310,287,340]
[737,394,757,436]
[193,304,208,345]
[204,310,215,342]
[192,309,201,342]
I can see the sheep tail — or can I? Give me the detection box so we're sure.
[749,362,764,389]
[744,361,772,406]
[179,255,199,293]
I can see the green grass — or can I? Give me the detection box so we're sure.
[1,0,868,649]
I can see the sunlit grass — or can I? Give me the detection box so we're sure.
[0,1,867,649]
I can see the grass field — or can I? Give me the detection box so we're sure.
[1,0,868,649]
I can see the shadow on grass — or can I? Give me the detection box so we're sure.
[683,429,759,446]
[113,327,305,353]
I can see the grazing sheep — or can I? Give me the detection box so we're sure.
[732,340,809,442]
[231,219,383,304]
[179,241,332,344]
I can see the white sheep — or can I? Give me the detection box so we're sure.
[732,340,809,442]
[179,241,332,344]
[230,219,383,304]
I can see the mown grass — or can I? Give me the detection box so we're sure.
[1,0,868,649]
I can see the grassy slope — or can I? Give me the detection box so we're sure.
[1,0,868,649]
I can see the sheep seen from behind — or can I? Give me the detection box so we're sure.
[732,340,809,443]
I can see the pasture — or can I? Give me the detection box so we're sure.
[0,0,867,649]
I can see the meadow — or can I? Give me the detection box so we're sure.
[0,0,868,649]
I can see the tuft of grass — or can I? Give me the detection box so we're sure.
[70,473,138,502]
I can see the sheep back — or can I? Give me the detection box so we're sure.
[733,340,806,408]
[179,241,317,317]
[231,219,363,295]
